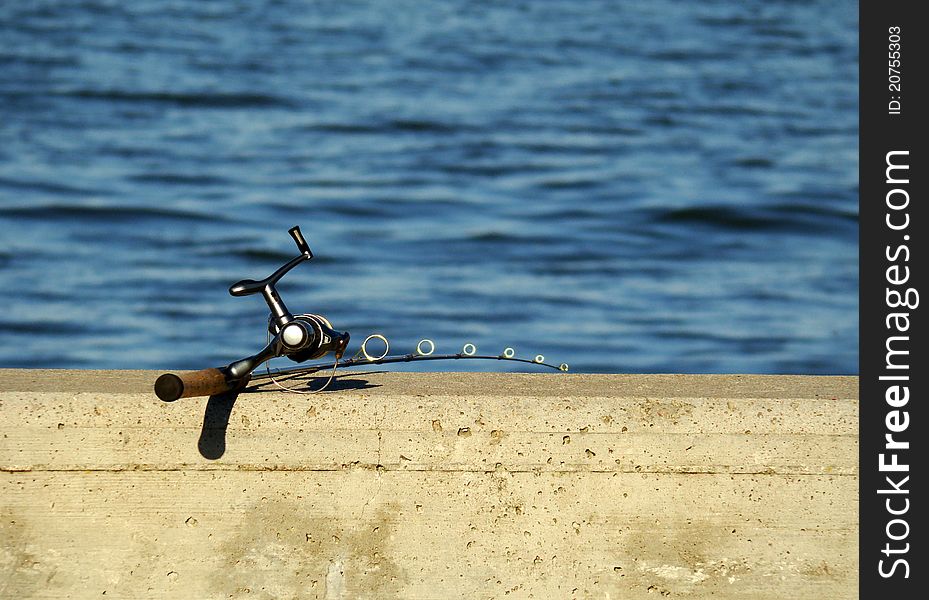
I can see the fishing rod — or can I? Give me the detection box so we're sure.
[154,226,567,401]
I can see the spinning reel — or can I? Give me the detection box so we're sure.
[154,226,348,401]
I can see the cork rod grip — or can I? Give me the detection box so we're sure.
[154,368,247,402]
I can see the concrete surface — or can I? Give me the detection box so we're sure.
[1,369,857,598]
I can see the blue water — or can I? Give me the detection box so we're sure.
[0,1,858,374]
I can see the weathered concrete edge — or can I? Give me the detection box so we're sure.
[0,368,859,399]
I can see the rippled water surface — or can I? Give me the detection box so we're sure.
[0,1,858,374]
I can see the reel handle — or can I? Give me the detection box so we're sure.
[228,225,314,331]
[288,226,312,257]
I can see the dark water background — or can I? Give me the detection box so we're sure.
[0,1,858,374]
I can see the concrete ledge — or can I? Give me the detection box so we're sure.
[1,369,858,598]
